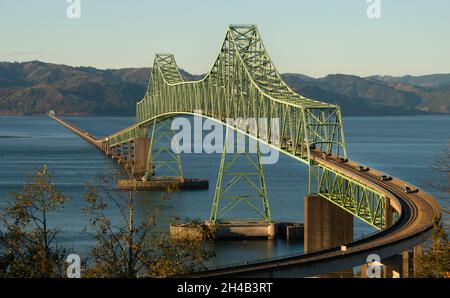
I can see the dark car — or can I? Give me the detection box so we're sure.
[379,175,393,181]
[403,186,419,194]
[355,165,370,172]
[321,152,331,159]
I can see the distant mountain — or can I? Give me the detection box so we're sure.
[0,61,449,116]
[369,74,450,88]
[281,73,449,115]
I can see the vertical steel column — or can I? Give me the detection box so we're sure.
[210,128,271,223]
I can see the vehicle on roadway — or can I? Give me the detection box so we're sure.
[403,186,419,194]
[379,175,393,181]
[339,157,348,163]
[321,152,331,159]
[355,165,370,172]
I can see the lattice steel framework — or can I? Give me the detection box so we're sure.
[210,129,271,223]
[141,119,183,181]
[106,25,388,230]
[313,163,386,228]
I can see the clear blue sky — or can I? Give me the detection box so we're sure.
[1,0,449,77]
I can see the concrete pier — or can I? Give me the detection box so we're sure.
[205,221,277,239]
[402,250,410,278]
[304,195,353,253]
[170,223,207,241]
[413,244,423,277]
[117,177,208,190]
[132,137,151,176]
[170,221,305,241]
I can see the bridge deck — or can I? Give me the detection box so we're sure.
[187,152,440,277]
[50,115,103,149]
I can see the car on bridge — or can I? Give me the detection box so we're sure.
[355,165,370,172]
[403,186,419,194]
[339,157,348,163]
[379,175,393,181]
[321,152,331,159]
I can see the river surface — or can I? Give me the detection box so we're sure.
[0,115,448,268]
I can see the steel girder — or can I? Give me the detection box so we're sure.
[210,129,271,223]
[106,25,387,230]
[141,119,183,181]
[311,163,387,229]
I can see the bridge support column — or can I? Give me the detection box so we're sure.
[413,244,423,277]
[402,250,410,278]
[383,256,394,278]
[111,146,119,160]
[105,142,113,156]
[128,141,132,162]
[119,143,125,160]
[304,195,353,253]
[132,137,151,177]
[360,264,367,278]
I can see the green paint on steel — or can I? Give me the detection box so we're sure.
[142,119,183,180]
[210,128,271,223]
[313,164,386,229]
[106,24,386,230]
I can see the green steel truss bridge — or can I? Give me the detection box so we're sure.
[52,25,440,277]
[107,25,391,230]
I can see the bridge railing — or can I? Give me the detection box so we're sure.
[315,164,387,229]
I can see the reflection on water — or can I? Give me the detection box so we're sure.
[0,115,448,267]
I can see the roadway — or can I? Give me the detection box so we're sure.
[187,150,441,277]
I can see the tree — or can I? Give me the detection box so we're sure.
[415,145,450,278]
[415,218,450,278]
[83,171,212,278]
[0,165,69,277]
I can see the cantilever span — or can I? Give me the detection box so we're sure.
[106,24,390,229]
[112,25,347,161]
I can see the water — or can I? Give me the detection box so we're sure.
[0,115,448,267]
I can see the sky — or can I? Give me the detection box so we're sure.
[1,0,449,77]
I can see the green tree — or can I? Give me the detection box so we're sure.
[0,165,69,277]
[415,218,450,278]
[83,172,212,278]
[416,145,450,278]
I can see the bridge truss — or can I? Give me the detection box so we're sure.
[106,25,388,230]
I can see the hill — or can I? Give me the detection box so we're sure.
[0,61,448,116]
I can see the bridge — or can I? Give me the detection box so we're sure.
[51,25,441,277]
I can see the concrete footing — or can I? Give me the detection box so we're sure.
[117,177,209,190]
[205,221,277,239]
[277,222,304,240]
[170,221,305,241]
[304,195,353,253]
[170,223,208,241]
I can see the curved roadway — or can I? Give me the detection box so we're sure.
[187,150,441,277]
